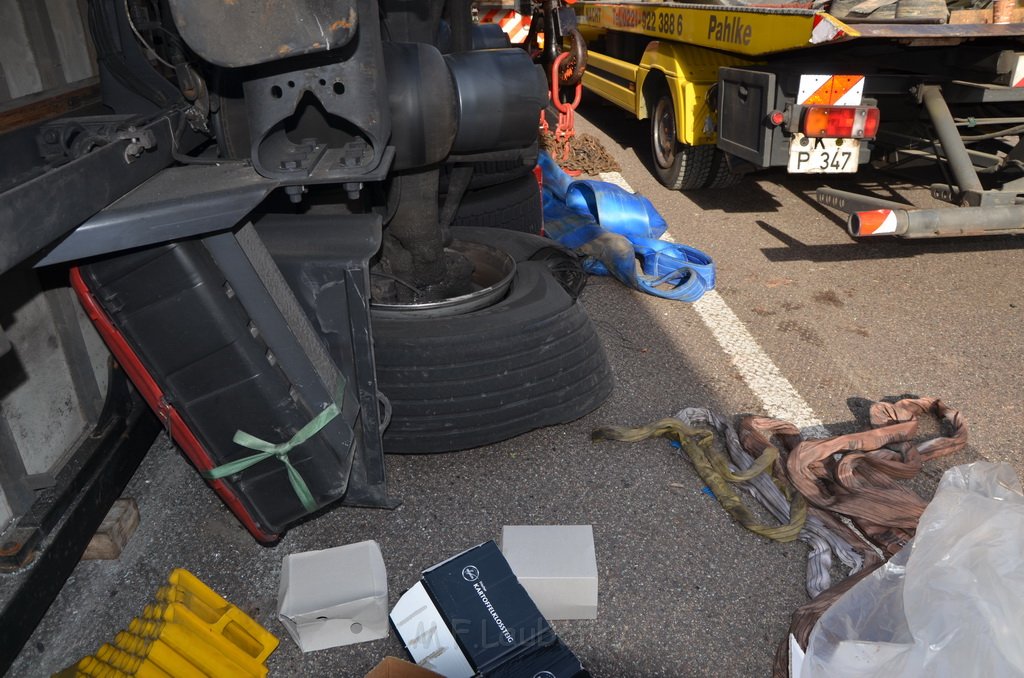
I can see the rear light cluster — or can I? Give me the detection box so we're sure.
[801,105,880,139]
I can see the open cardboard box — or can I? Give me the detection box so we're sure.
[365,657,443,678]
[278,540,389,652]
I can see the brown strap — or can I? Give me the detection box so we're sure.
[784,398,967,554]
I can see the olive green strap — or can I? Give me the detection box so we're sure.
[592,418,807,543]
[201,396,342,513]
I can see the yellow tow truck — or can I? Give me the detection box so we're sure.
[573,0,1024,238]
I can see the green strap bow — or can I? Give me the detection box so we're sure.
[201,395,343,513]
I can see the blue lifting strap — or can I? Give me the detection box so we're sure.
[539,152,715,302]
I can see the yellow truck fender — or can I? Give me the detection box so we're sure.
[636,41,753,146]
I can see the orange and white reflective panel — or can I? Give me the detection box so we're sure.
[855,209,898,236]
[480,9,532,44]
[810,14,846,44]
[797,75,865,106]
[1011,54,1024,87]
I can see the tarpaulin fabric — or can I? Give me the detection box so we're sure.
[539,152,715,302]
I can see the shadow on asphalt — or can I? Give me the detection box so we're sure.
[757,219,1024,262]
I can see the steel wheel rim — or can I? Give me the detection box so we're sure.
[371,240,516,318]
[653,96,677,169]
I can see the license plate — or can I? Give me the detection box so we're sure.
[787,134,860,174]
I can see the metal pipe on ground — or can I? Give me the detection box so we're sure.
[849,204,1024,238]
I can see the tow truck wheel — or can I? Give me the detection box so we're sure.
[706,149,744,189]
[372,227,612,454]
[650,92,714,190]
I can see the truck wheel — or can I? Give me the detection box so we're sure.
[447,173,543,234]
[651,92,713,190]
[705,149,744,189]
[372,228,613,454]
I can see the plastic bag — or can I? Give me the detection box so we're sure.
[801,462,1024,677]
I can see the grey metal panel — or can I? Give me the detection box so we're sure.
[73,296,110,418]
[43,285,103,424]
[0,0,94,105]
[0,415,34,519]
[36,163,280,266]
[0,66,12,103]
[0,488,11,535]
[16,0,64,92]
[0,1,43,99]
[0,268,88,478]
[44,0,96,84]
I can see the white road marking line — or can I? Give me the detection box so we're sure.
[597,171,635,192]
[691,292,829,437]
[599,171,829,437]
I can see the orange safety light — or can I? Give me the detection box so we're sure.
[801,106,880,139]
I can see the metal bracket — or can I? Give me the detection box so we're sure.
[930,183,957,204]
[816,186,911,214]
[37,115,157,165]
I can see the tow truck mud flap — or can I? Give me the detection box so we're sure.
[72,223,393,541]
[718,67,777,167]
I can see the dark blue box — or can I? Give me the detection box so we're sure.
[391,541,590,678]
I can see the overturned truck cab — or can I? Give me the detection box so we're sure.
[0,0,614,546]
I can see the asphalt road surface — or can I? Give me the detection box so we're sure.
[10,100,1022,677]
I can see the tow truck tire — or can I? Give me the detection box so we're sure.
[650,92,714,191]
[705,149,744,189]
[372,228,613,454]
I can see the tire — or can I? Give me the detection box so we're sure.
[447,173,543,234]
[705,149,745,189]
[650,91,714,191]
[440,157,535,192]
[372,227,613,454]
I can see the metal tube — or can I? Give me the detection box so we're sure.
[850,204,1024,238]
[921,86,984,196]
[954,117,1024,126]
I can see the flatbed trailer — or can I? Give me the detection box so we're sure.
[575,0,1024,237]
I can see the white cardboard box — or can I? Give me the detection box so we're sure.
[278,540,389,652]
[501,525,598,620]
